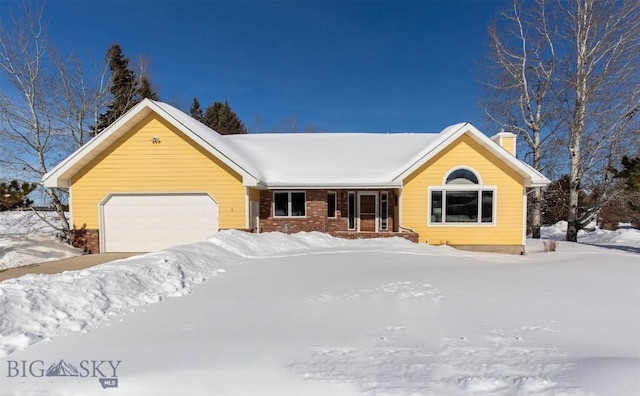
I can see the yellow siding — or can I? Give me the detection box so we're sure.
[501,135,516,156]
[71,113,246,229]
[402,134,524,246]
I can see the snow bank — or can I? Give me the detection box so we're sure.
[0,231,440,358]
[0,242,224,358]
[0,230,638,395]
[541,221,640,249]
[207,229,441,258]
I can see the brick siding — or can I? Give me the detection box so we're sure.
[259,189,405,240]
[71,228,100,254]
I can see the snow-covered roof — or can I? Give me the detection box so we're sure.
[42,100,550,189]
[225,133,438,188]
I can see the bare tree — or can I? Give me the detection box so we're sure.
[482,0,640,242]
[481,0,560,238]
[0,2,109,238]
[559,0,640,241]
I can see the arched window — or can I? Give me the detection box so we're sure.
[430,168,495,225]
[445,168,479,184]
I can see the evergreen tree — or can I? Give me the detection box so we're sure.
[0,180,37,211]
[189,97,203,121]
[201,100,247,135]
[94,44,158,134]
[138,75,158,100]
[612,156,640,192]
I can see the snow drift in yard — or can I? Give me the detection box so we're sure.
[0,231,430,358]
[541,220,640,249]
[0,229,639,395]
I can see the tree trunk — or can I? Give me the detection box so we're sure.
[531,138,542,238]
[531,187,542,238]
[566,0,590,243]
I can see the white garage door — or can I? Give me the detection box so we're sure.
[101,193,219,252]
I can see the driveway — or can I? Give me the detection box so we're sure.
[0,253,140,282]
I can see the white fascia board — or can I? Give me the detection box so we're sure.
[149,101,260,187]
[266,182,402,190]
[42,99,261,189]
[42,100,154,188]
[393,123,469,182]
[393,122,551,187]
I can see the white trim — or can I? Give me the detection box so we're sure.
[347,191,356,230]
[442,166,483,185]
[427,186,497,226]
[43,99,260,189]
[380,191,389,231]
[250,200,260,233]
[245,187,250,229]
[272,191,307,218]
[266,182,401,189]
[393,123,550,187]
[522,187,527,252]
[68,185,74,230]
[357,191,378,232]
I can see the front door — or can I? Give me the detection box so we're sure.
[358,193,377,232]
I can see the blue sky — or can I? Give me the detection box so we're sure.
[3,0,505,133]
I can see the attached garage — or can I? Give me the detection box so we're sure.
[100,193,219,252]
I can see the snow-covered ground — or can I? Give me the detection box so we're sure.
[0,211,83,270]
[0,223,638,395]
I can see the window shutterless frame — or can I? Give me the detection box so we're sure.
[273,191,306,218]
[428,185,497,226]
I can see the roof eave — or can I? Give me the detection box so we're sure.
[528,179,552,188]
[42,102,154,188]
[393,122,551,185]
[266,182,402,190]
[41,99,261,189]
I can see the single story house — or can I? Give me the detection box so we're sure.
[43,99,549,254]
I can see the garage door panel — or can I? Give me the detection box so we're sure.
[102,193,219,252]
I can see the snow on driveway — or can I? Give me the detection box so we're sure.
[0,230,638,395]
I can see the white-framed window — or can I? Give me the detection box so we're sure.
[347,192,356,230]
[273,191,306,217]
[380,192,388,230]
[429,168,495,225]
[327,191,337,218]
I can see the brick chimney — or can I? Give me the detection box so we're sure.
[490,129,517,157]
